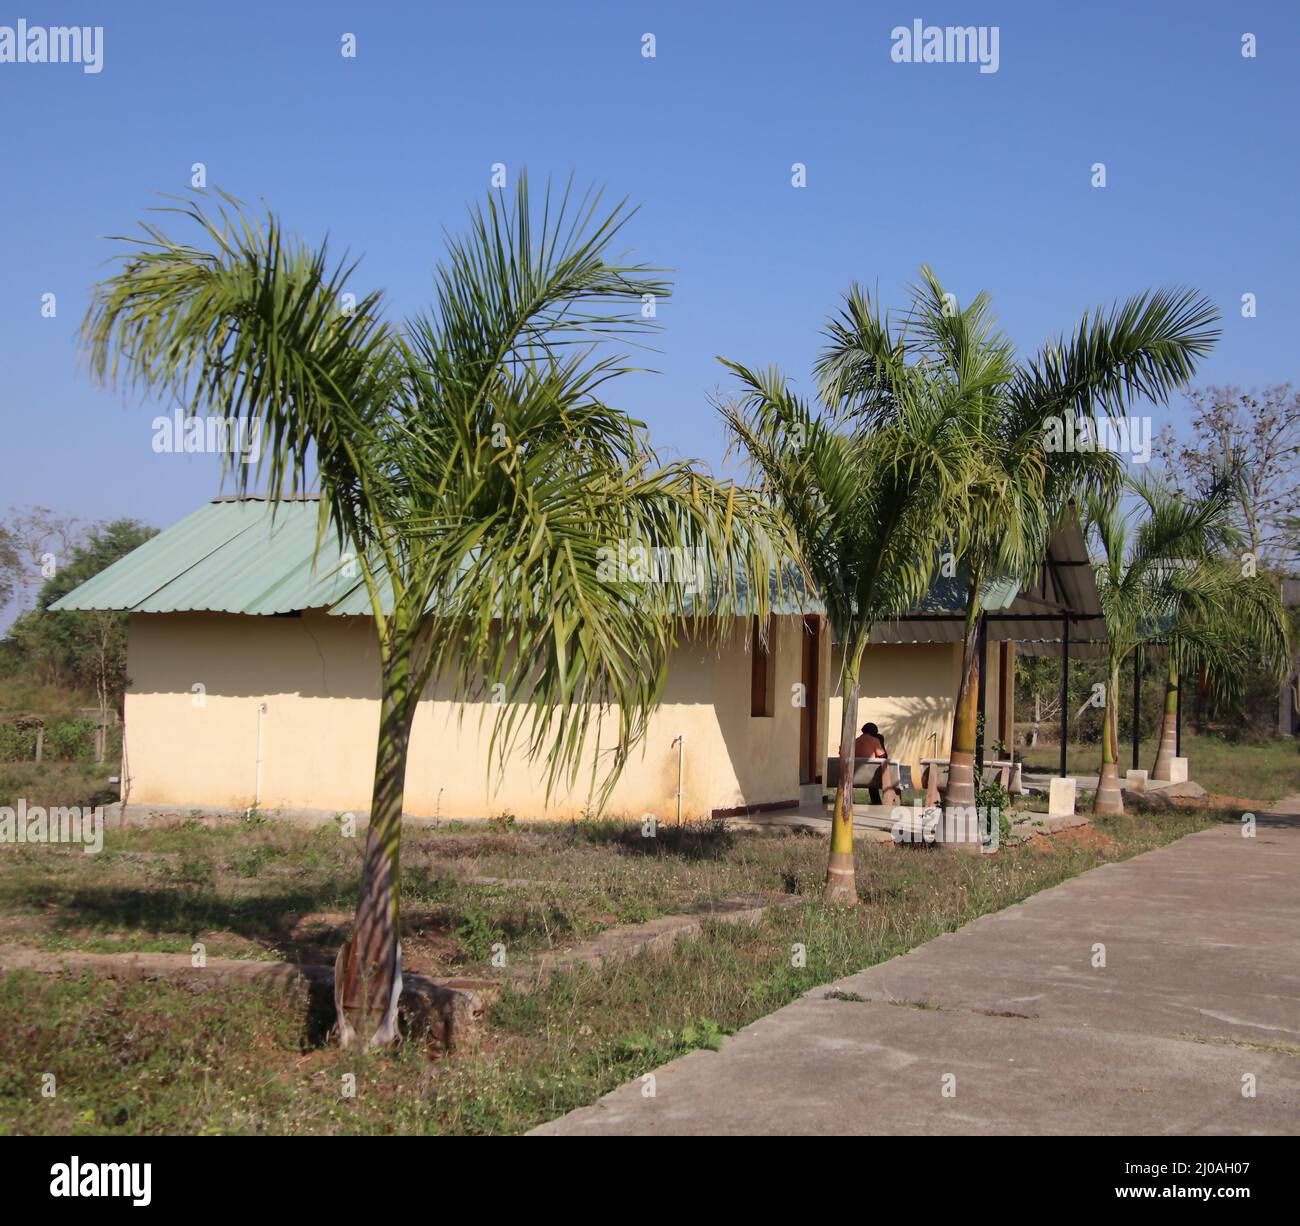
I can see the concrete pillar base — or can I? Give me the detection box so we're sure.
[1049,777,1076,818]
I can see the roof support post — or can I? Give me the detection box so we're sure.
[1131,646,1142,771]
[1176,666,1183,757]
[1059,613,1070,778]
[975,613,988,774]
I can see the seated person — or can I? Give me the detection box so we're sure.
[852,721,889,803]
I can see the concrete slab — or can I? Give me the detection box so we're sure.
[532,800,1300,1136]
[732,804,897,842]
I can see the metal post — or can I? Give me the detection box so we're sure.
[1131,646,1141,771]
[1175,669,1182,757]
[1059,614,1070,777]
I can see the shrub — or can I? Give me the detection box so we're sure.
[0,724,37,762]
[44,718,98,762]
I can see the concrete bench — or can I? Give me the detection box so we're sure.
[825,757,906,805]
[983,759,1027,795]
[920,757,949,807]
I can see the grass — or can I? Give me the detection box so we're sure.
[0,800,1233,1135]
[0,760,119,812]
[0,812,875,972]
[0,674,97,716]
[1019,731,1298,804]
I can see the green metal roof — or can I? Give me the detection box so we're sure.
[51,497,1087,634]
[50,499,364,616]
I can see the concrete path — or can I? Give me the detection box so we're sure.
[532,800,1300,1135]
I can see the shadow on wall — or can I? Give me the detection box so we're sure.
[127,612,382,701]
[709,617,804,814]
[126,610,765,819]
[826,692,956,778]
[129,611,930,819]
[438,628,722,820]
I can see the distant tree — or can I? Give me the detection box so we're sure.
[0,507,84,615]
[1155,384,1300,573]
[4,520,157,717]
[0,524,18,610]
[1086,474,1288,813]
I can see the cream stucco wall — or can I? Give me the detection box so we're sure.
[122,611,815,821]
[825,641,963,784]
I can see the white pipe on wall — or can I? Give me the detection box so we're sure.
[671,732,685,824]
[252,702,268,812]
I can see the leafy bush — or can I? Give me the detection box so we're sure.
[976,775,1013,849]
[44,718,97,762]
[0,724,37,762]
[454,905,504,960]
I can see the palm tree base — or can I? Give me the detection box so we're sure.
[1093,766,1125,816]
[1150,754,1175,781]
[334,938,404,1049]
[823,852,858,905]
[1151,720,1178,781]
[946,753,977,806]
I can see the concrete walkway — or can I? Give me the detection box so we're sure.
[532,799,1300,1135]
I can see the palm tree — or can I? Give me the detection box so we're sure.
[1144,482,1292,782]
[1086,474,1288,814]
[83,179,790,1045]
[719,289,978,901]
[819,271,1219,809]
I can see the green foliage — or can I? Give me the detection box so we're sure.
[0,724,36,762]
[81,182,795,812]
[44,717,97,761]
[1087,472,1291,721]
[3,519,156,708]
[678,1017,730,1052]
[453,905,503,961]
[975,775,1013,847]
[720,291,981,674]
[1199,601,1300,739]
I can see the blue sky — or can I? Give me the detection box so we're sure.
[2,0,1297,537]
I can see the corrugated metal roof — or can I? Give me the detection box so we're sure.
[50,499,365,616]
[51,498,1106,654]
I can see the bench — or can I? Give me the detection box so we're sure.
[920,757,949,807]
[982,759,1027,795]
[824,757,909,805]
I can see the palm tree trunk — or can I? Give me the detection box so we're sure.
[335,634,419,1048]
[946,583,982,807]
[825,645,864,904]
[1151,661,1179,781]
[1094,658,1124,815]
